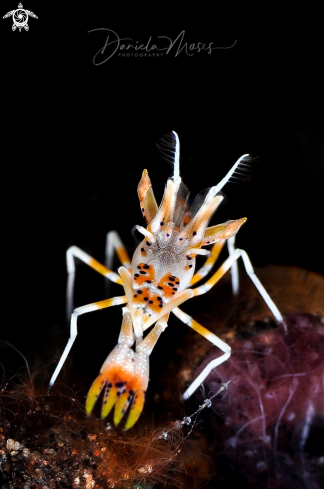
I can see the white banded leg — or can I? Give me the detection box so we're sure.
[66,245,123,320]
[227,236,239,295]
[105,230,132,270]
[190,241,225,286]
[105,230,132,299]
[49,295,127,389]
[192,248,287,332]
[172,306,231,400]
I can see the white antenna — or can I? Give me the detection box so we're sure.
[172,130,181,183]
[211,154,250,196]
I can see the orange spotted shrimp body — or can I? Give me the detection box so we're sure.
[48,131,286,429]
[85,131,250,429]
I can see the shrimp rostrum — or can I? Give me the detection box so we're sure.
[49,131,286,430]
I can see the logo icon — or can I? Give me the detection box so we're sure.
[3,3,38,32]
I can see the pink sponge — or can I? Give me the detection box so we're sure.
[194,313,324,488]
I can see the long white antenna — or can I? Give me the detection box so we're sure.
[211,154,250,196]
[172,130,181,183]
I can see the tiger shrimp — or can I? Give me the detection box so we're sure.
[49,131,286,430]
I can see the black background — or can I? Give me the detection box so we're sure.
[1,6,323,386]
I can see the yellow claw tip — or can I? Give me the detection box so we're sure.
[85,404,93,415]
[113,392,131,426]
[85,373,107,414]
[124,390,145,431]
[101,386,119,419]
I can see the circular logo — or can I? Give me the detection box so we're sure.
[13,8,28,28]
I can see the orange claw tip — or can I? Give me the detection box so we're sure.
[113,391,133,426]
[85,373,107,415]
[124,390,145,431]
